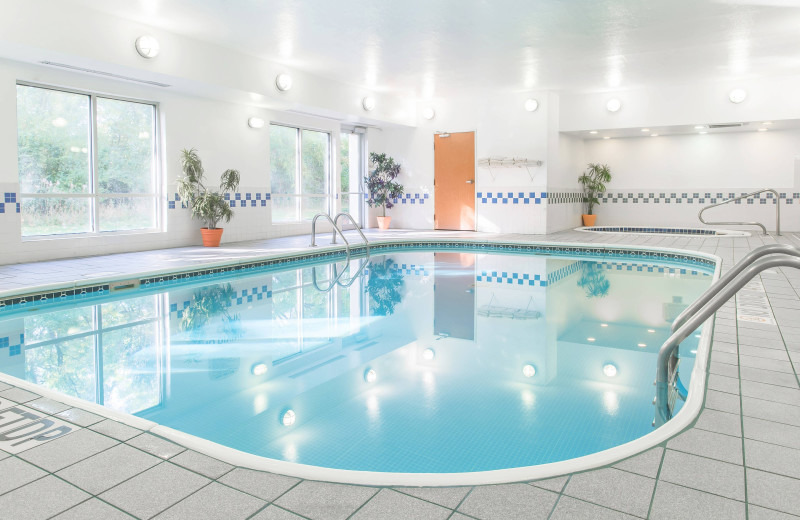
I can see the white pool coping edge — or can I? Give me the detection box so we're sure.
[0,239,721,487]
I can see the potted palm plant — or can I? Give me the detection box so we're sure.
[365,152,404,230]
[177,149,240,247]
[578,163,612,226]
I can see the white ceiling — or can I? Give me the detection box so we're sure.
[61,0,800,98]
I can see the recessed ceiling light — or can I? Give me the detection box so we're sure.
[275,73,293,92]
[522,364,536,377]
[422,107,436,120]
[524,98,539,112]
[135,35,160,58]
[362,96,376,111]
[603,364,618,377]
[589,130,598,134]
[758,128,768,132]
[641,128,650,132]
[606,98,622,112]
[603,136,611,140]
[729,88,747,104]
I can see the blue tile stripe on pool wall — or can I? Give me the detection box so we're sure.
[477,192,547,204]
[1,192,20,214]
[0,334,24,357]
[477,271,547,287]
[167,192,272,209]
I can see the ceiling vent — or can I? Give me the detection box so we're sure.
[707,122,747,129]
[40,61,171,87]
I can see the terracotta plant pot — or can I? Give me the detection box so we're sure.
[201,228,224,247]
[376,216,392,230]
[582,214,597,227]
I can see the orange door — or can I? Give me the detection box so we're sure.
[434,131,475,230]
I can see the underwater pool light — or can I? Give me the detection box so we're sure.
[637,343,647,348]
[422,348,436,361]
[587,337,596,342]
[523,364,536,378]
[281,409,296,426]
[364,369,377,383]
[251,363,268,376]
[603,364,618,377]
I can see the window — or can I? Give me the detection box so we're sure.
[270,124,331,222]
[339,130,366,225]
[16,84,159,237]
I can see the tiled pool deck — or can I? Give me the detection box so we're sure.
[2,228,800,519]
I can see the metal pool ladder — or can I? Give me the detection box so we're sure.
[654,243,800,427]
[698,188,781,236]
[309,212,370,291]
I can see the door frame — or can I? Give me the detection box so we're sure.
[433,129,477,231]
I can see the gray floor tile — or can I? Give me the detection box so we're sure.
[350,489,450,520]
[0,381,10,391]
[740,345,790,361]
[0,448,9,461]
[0,387,40,403]
[55,408,105,427]
[712,351,739,366]
[549,496,639,520]
[153,482,266,520]
[250,505,306,520]
[742,397,800,427]
[52,498,135,519]
[563,468,654,517]
[218,468,300,501]
[18,428,118,472]
[89,420,142,441]
[747,469,800,515]
[612,447,664,478]
[658,449,745,500]
[100,462,210,519]
[713,341,738,354]
[740,355,795,373]
[0,456,47,495]
[667,428,743,464]
[0,475,90,520]
[169,450,233,479]
[744,416,800,450]
[710,362,741,378]
[126,433,186,459]
[393,485,471,508]
[457,483,558,520]
[708,374,741,394]
[741,367,799,388]
[705,389,741,414]
[56,443,161,494]
[694,408,742,437]
[274,480,378,520]
[26,397,71,414]
[749,505,800,519]
[741,380,800,406]
[745,439,800,479]
[650,480,745,519]
[528,475,569,492]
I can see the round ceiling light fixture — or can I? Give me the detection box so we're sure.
[524,98,539,112]
[606,98,622,112]
[729,88,747,104]
[522,364,536,378]
[422,107,436,120]
[248,117,265,129]
[275,73,293,92]
[135,36,160,59]
[362,96,376,111]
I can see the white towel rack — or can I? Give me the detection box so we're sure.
[477,156,543,180]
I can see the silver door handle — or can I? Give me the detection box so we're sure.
[466,180,474,184]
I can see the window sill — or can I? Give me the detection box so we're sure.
[21,228,164,242]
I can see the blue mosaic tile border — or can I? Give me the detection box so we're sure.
[391,193,429,205]
[0,241,716,313]
[0,333,24,357]
[167,192,271,209]
[548,262,583,285]
[477,192,547,204]
[1,192,20,214]
[588,226,719,236]
[598,191,799,204]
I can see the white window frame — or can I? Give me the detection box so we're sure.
[16,81,162,239]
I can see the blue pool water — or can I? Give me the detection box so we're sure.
[0,248,712,473]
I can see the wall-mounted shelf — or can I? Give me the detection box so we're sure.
[477,157,543,180]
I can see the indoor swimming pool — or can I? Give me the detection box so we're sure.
[0,245,715,476]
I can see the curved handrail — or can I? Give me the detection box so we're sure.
[311,262,350,293]
[310,213,351,259]
[671,243,800,333]
[655,254,800,426]
[698,188,781,236]
[332,212,370,256]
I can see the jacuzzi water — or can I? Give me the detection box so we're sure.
[0,248,712,473]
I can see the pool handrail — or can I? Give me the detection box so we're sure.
[655,253,800,426]
[331,212,370,257]
[310,212,351,261]
[671,243,800,333]
[698,188,781,236]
